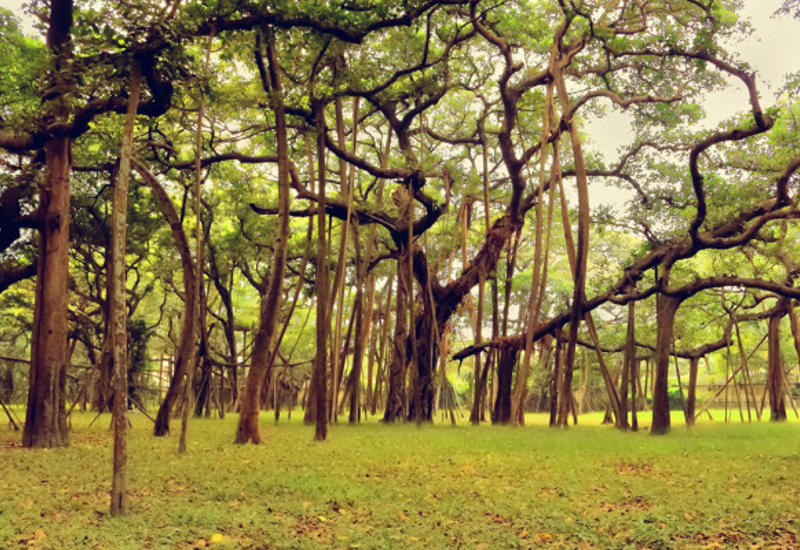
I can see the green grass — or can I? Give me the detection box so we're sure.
[1,409,799,549]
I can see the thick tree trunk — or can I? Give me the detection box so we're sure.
[235,294,274,442]
[384,253,409,422]
[492,345,516,424]
[22,0,74,449]
[408,302,437,423]
[767,303,787,422]
[651,294,681,435]
[23,136,71,449]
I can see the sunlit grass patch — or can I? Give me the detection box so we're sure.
[1,410,799,548]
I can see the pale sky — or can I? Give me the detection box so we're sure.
[586,0,800,212]
[2,0,798,210]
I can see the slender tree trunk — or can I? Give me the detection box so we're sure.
[510,83,554,426]
[651,293,681,435]
[110,61,141,515]
[94,295,113,412]
[553,51,592,428]
[619,301,635,430]
[207,241,237,414]
[192,273,212,419]
[549,332,562,426]
[133,162,196,437]
[311,103,329,441]
[734,320,761,421]
[362,273,377,417]
[348,226,365,423]
[327,98,356,423]
[469,273,485,425]
[686,357,699,426]
[372,279,393,415]
[177,31,212,452]
[631,357,640,431]
[236,33,290,444]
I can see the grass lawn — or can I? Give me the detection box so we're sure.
[1,409,799,549]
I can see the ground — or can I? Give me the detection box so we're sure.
[1,409,799,549]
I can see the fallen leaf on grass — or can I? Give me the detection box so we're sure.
[534,532,553,543]
[397,511,407,520]
[616,461,653,476]
[485,513,511,525]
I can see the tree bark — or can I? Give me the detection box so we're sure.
[767,300,787,422]
[384,251,409,422]
[311,104,329,441]
[469,273,486,425]
[348,225,365,423]
[492,345,516,424]
[651,293,681,435]
[22,0,74,449]
[236,32,290,444]
[620,301,635,430]
[685,357,699,426]
[110,60,142,515]
[631,357,640,431]
[23,135,71,448]
[549,333,562,426]
[135,163,197,437]
[554,59,591,428]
